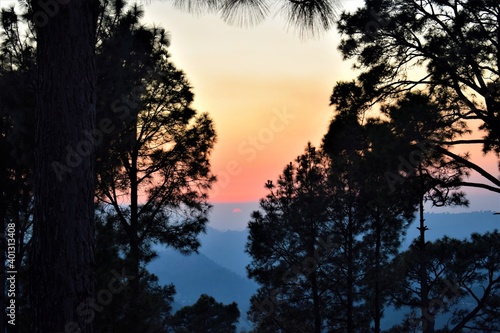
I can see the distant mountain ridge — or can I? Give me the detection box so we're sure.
[148,244,257,332]
[403,210,500,246]
[198,227,251,278]
[148,211,500,332]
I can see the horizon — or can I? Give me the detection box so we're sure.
[208,200,500,231]
[2,0,496,222]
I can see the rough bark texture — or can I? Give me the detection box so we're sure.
[30,0,96,332]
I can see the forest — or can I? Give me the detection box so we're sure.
[0,0,499,332]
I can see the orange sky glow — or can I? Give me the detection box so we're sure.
[141,2,500,211]
[142,2,358,203]
[0,0,496,231]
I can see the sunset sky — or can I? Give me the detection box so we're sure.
[142,0,362,203]
[3,0,496,229]
[140,1,499,227]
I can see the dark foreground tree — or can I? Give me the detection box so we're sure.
[29,0,97,332]
[323,81,421,333]
[381,91,469,333]
[247,142,406,332]
[169,294,240,333]
[2,1,215,331]
[93,4,217,328]
[247,144,339,333]
[94,206,175,333]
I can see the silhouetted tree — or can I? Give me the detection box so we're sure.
[94,205,175,333]
[337,0,500,194]
[25,0,98,331]
[92,2,217,329]
[322,80,475,332]
[383,92,469,333]
[169,294,240,333]
[247,144,372,332]
[323,81,419,333]
[0,1,216,331]
[390,231,500,332]
[0,8,36,331]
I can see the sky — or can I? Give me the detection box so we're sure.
[141,1,360,204]
[2,0,497,230]
[139,1,500,230]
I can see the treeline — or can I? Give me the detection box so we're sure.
[245,0,500,332]
[0,0,239,332]
[1,0,500,332]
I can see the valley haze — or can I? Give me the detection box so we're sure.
[149,210,500,332]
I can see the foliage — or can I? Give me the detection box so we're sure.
[0,0,216,331]
[390,231,500,332]
[173,0,343,37]
[247,144,341,332]
[94,0,216,262]
[336,0,500,193]
[169,294,240,333]
[246,140,415,332]
[94,206,175,333]
[94,0,217,330]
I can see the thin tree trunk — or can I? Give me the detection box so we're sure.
[127,146,141,330]
[311,271,321,333]
[417,167,434,333]
[347,209,354,333]
[30,0,97,332]
[373,218,382,333]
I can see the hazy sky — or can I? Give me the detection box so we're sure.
[2,0,496,229]
[140,1,499,221]
[142,1,360,203]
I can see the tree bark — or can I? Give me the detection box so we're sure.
[30,0,97,332]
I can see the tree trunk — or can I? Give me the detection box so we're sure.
[30,0,97,332]
[417,182,434,333]
[373,218,382,333]
[127,146,141,331]
[346,209,354,333]
[311,274,321,333]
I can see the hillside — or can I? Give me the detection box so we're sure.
[148,211,500,332]
[148,247,257,331]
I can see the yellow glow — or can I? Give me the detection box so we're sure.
[142,2,499,206]
[142,2,355,202]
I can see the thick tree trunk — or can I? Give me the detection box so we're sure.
[30,0,97,332]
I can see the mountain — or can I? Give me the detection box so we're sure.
[198,227,251,278]
[148,211,500,332]
[402,210,500,247]
[148,247,257,332]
